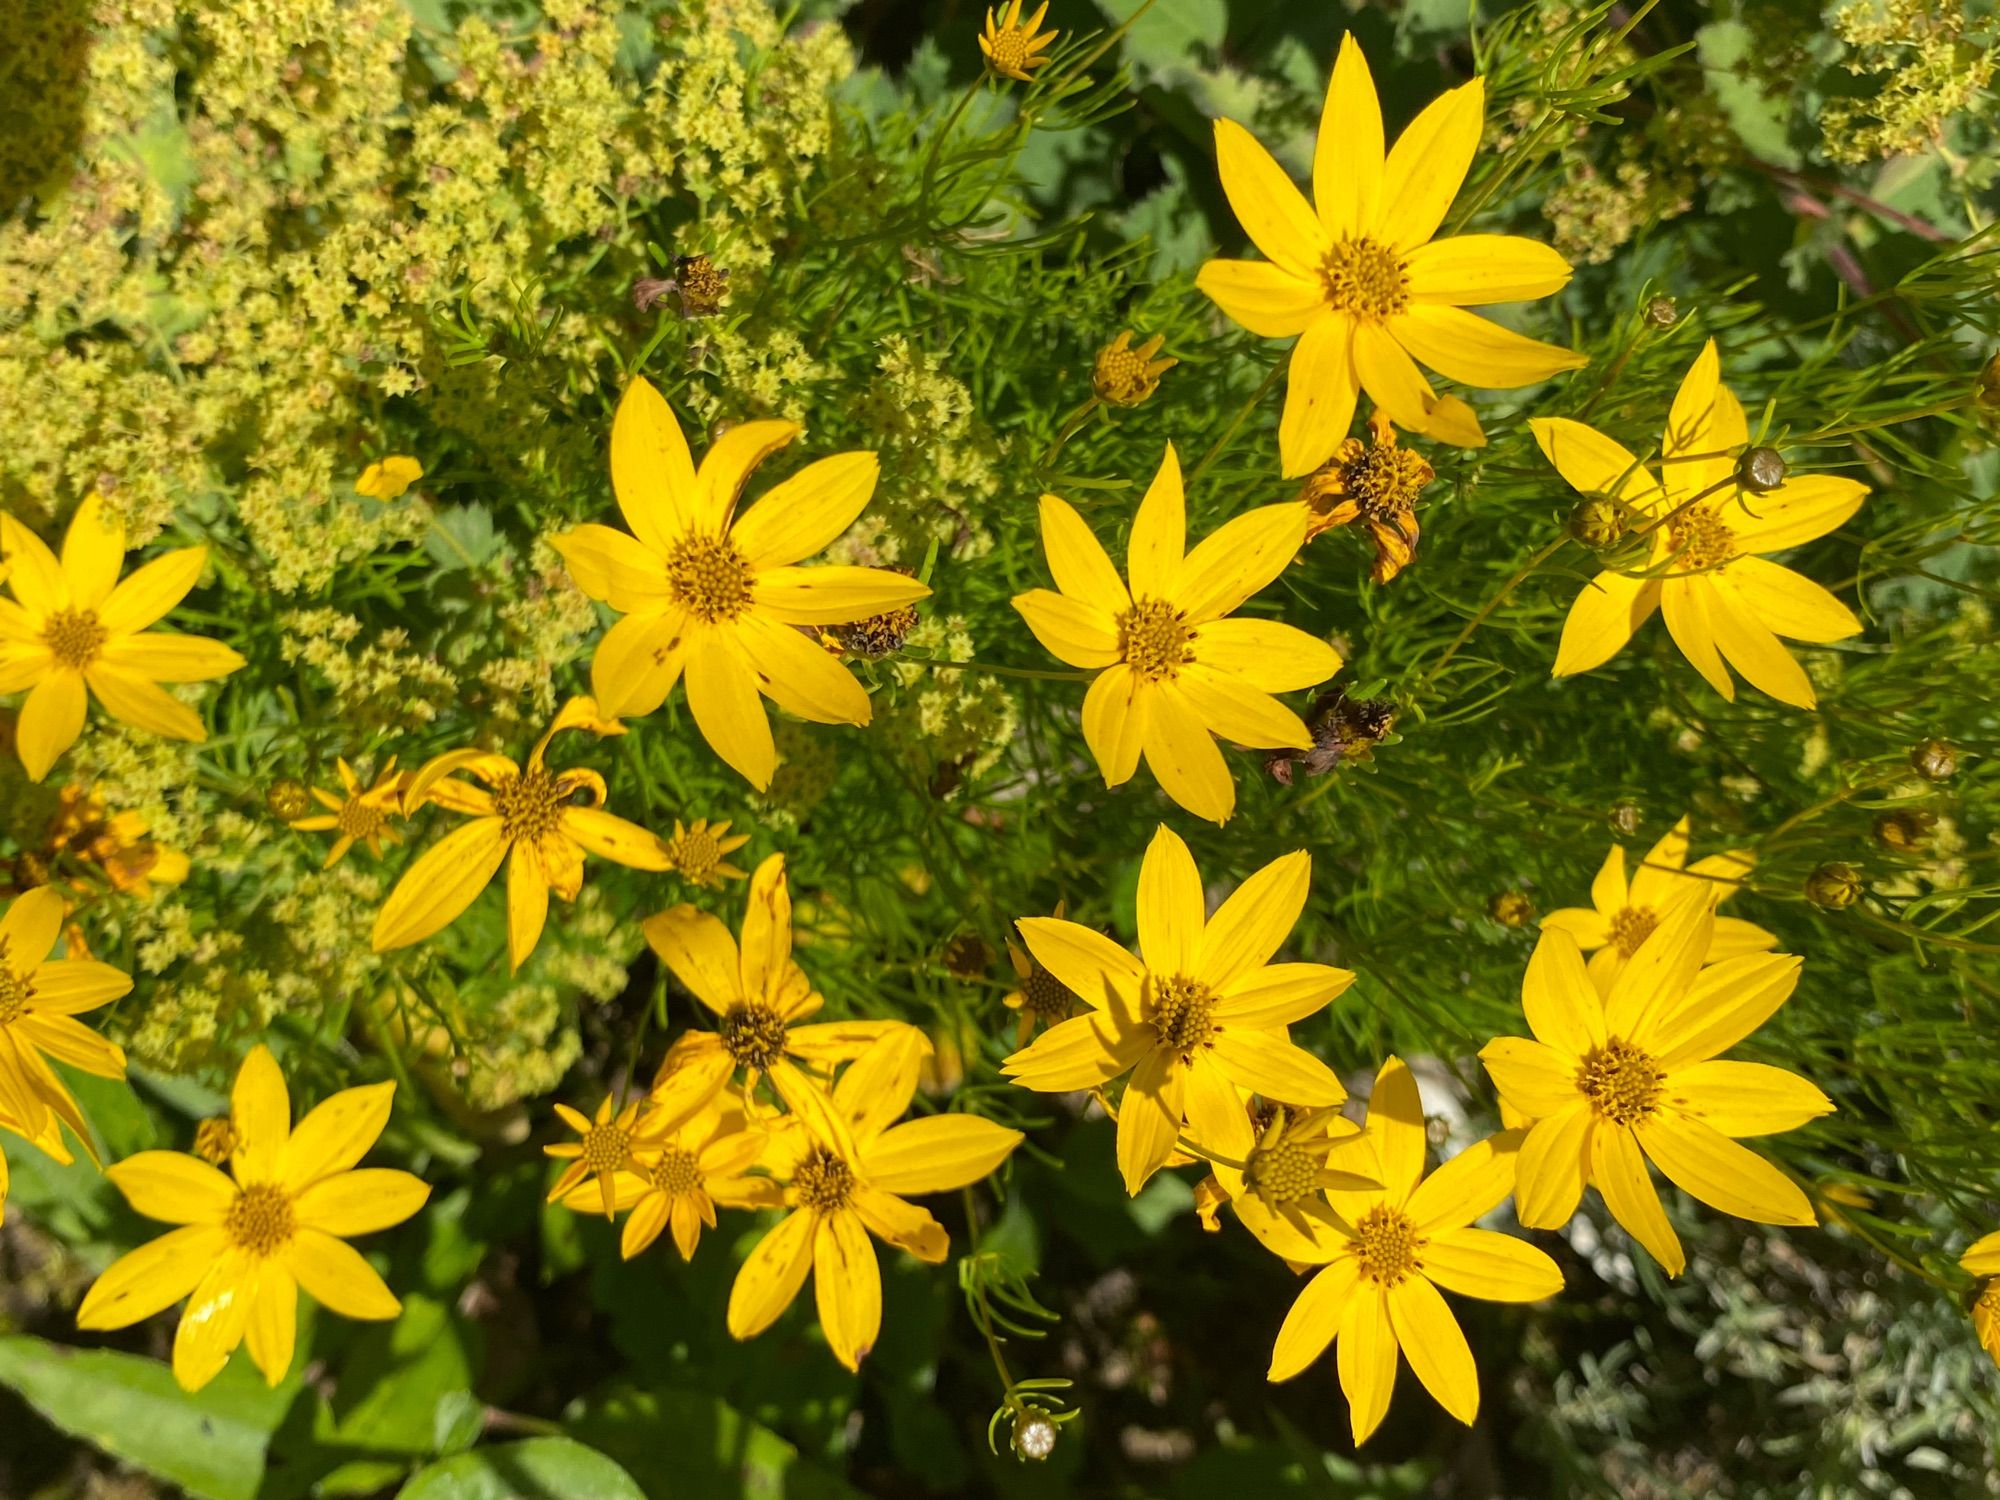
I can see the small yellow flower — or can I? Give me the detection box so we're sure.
[1204,1103,1375,1262]
[1197,34,1585,475]
[728,1029,1022,1370]
[355,455,424,500]
[1012,443,1339,823]
[1265,1058,1563,1445]
[1299,411,1433,583]
[288,757,408,868]
[1092,331,1177,407]
[1001,906,1077,1046]
[1003,825,1355,1194]
[1481,900,1831,1276]
[978,0,1058,82]
[0,493,245,782]
[1538,340,1869,708]
[371,697,671,972]
[663,816,751,889]
[1540,814,1775,992]
[77,1045,430,1391]
[551,378,927,790]
[1964,1232,2000,1367]
[0,887,131,1175]
[559,1099,777,1261]
[44,783,190,897]
[545,1096,646,1221]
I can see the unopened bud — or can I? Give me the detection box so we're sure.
[265,778,313,820]
[1644,296,1678,328]
[1805,861,1863,910]
[1736,446,1787,493]
[1909,738,1958,782]
[1011,1413,1058,1461]
[12,852,51,889]
[1871,810,1932,854]
[1609,801,1643,837]
[1567,497,1624,549]
[1487,890,1535,929]
[1977,353,2000,410]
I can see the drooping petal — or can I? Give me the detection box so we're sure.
[97,548,207,635]
[641,905,744,1014]
[1392,305,1586,389]
[76,1224,229,1330]
[750,564,930,627]
[1639,1112,1816,1226]
[1387,1276,1478,1425]
[105,1151,234,1225]
[1126,443,1185,600]
[1277,315,1359,479]
[727,1208,818,1340]
[1553,571,1661,678]
[1403,235,1574,306]
[286,1228,402,1318]
[1207,1028,1343,1106]
[1660,575,1735,699]
[1189,618,1343,692]
[1479,1036,1581,1121]
[729,451,880,569]
[1037,494,1129,612]
[1012,589,1122,669]
[814,1210,881,1371]
[293,1167,432,1236]
[1142,684,1235,825]
[1422,1226,1565,1302]
[16,669,88,782]
[1375,77,1485,252]
[1194,849,1308,989]
[563,806,672,871]
[1315,35,1383,239]
[1268,1254,1362,1382]
[505,840,551,972]
[736,612,874,725]
[370,817,511,953]
[610,376,699,551]
[1173,504,1313,626]
[1336,1286,1398,1445]
[851,1188,949,1264]
[862,1115,1023,1196]
[1665,1060,1833,1138]
[1213,118,1327,278]
[1591,1123,1682,1275]
[1649,952,1803,1069]
[1194,258,1326,339]
[684,630,776,789]
[1115,1047,1185,1195]
[1714,558,1860,644]
[98,632,245,684]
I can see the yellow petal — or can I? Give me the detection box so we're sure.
[1012,589,1122,669]
[1539,903,1612,950]
[814,1210,881,1371]
[1638,1112,1815,1226]
[620,1194,672,1259]
[1478,1036,1580,1121]
[1,888,66,965]
[98,547,206,635]
[231,1044,291,1181]
[750,564,930,627]
[832,1028,932,1143]
[610,376,699,553]
[1213,117,1327,278]
[1174,665,1312,751]
[1403,235,1574,305]
[561,807,669,873]
[1115,1048,1184,1196]
[1530,417,1664,512]
[1511,1105,1594,1232]
[1591,1122,1682,1275]
[739,851,793,1007]
[293,1168,432,1236]
[1036,493,1129,612]
[1386,1275,1478,1425]
[1080,664,1148,787]
[1126,442,1185,599]
[1173,503,1311,624]
[1001,1011,1146,1091]
[1206,1028,1343,1106]
[1190,618,1342,692]
[84,664,206,742]
[286,1228,402,1318]
[693,419,801,534]
[16,669,87,782]
[1142,684,1234,824]
[862,1115,1022,1196]
[1663,339,1722,460]
[242,1260,298,1387]
[729,451,879,570]
[1722,474,1867,552]
[737,612,873,724]
[0,511,68,612]
[1375,76,1484,252]
[1960,1230,2000,1278]
[1210,962,1353,1028]
[171,1252,253,1391]
[1013,915,1145,1011]
[1665,1060,1833,1138]
[1714,558,1860,643]
[589,608,688,719]
[1278,314,1358,479]
[76,1224,229,1330]
[1351,318,1437,431]
[0,644,49,694]
[1136,822,1203,975]
[61,494,127,609]
[1553,571,1660,678]
[1649,952,1802,1069]
[1604,896,1714,1042]
[726,1206,817,1339]
[1393,305,1586,390]
[505,843,550,972]
[1182,1053,1252,1162]
[97,632,244,683]
[1705,581,1818,707]
[280,1080,397,1192]
[642,904,744,1014]
[1520,928,1605,1054]
[851,1187,949,1264]
[1591,840,1631,916]
[548,524,675,612]
[1194,848,1308,989]
[1268,1254,1361,1382]
[105,1150,234,1225]
[370,817,511,952]
[1315,34,1383,239]
[1336,1285,1398,1444]
[1406,1130,1519,1232]
[1660,575,1734,699]
[1194,258,1326,339]
[1421,1226,1564,1302]
[684,631,775,789]
[1366,1055,1427,1203]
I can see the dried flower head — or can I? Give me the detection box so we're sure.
[670,255,730,318]
[1266,688,1396,786]
[1299,413,1433,582]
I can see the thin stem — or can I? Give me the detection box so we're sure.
[1187,361,1286,488]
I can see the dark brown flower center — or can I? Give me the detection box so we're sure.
[1019,966,1074,1020]
[719,1002,789,1070]
[493,768,567,843]
[793,1144,855,1212]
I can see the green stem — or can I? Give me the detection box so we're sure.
[1187,361,1286,488]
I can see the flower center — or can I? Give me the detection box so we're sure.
[664,534,753,623]
[1019,966,1074,1020]
[1354,1204,1425,1285]
[225,1183,296,1256]
[42,608,108,670]
[650,1144,703,1197]
[1577,1038,1665,1125]
[1667,507,1734,571]
[1320,238,1410,319]
[1147,974,1215,1057]
[1117,597,1193,682]
[492,767,568,844]
[1331,446,1430,520]
[719,1001,789,1071]
[1244,1135,1320,1210]
[579,1121,633,1174]
[1607,904,1659,957]
[336,797,388,838]
[793,1143,855,1212]
[667,825,721,877]
[985,27,1034,73]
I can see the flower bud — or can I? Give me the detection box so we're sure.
[1805,861,1863,910]
[1644,296,1677,328]
[1609,801,1643,837]
[1736,446,1787,493]
[1909,737,1958,782]
[1487,890,1534,928]
[265,778,312,820]
[1977,353,2000,410]
[1011,1413,1058,1461]
[1567,496,1624,549]
[1871,810,1932,854]
[12,851,51,889]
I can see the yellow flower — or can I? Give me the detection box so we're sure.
[1196,34,1585,477]
[355,455,424,500]
[642,852,924,1124]
[0,493,245,782]
[1538,340,1868,708]
[978,0,1057,82]
[287,757,408,868]
[1205,1103,1375,1262]
[44,782,190,897]
[1012,444,1338,824]
[1540,815,1776,991]
[545,1095,646,1220]
[1001,906,1077,1046]
[728,1029,1022,1370]
[559,1098,777,1261]
[0,886,131,1170]
[1298,411,1434,583]
[1002,825,1354,1194]
[550,378,928,790]
[0,1093,71,1218]
[663,816,752,889]
[1964,1232,2000,1367]
[371,697,671,972]
[77,1045,430,1391]
[1092,330,1177,407]
[1479,901,1831,1276]
[1265,1057,1563,1444]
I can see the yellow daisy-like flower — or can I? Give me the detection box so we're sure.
[1538,340,1869,708]
[1092,330,1177,407]
[287,757,408,868]
[42,782,191,898]
[560,1098,777,1261]
[355,455,424,500]
[978,0,1057,82]
[1012,444,1338,824]
[663,816,751,889]
[371,696,671,972]
[643,852,925,1125]
[550,378,929,790]
[0,886,131,1170]
[728,1029,1023,1370]
[1479,901,1831,1276]
[0,493,245,782]
[544,1096,646,1221]
[1540,815,1776,991]
[1001,906,1077,1046]
[1266,1057,1563,1444]
[1002,825,1355,1194]
[77,1045,430,1392]
[1196,34,1586,477]
[1963,1232,2000,1367]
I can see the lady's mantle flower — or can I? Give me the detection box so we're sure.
[1197,35,1585,476]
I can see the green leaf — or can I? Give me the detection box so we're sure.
[566,1383,867,1500]
[425,504,500,572]
[0,1335,291,1500]
[397,1438,646,1500]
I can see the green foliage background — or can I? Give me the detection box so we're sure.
[2,0,1998,1495]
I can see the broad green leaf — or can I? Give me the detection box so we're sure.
[397,1438,645,1500]
[567,1384,867,1500]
